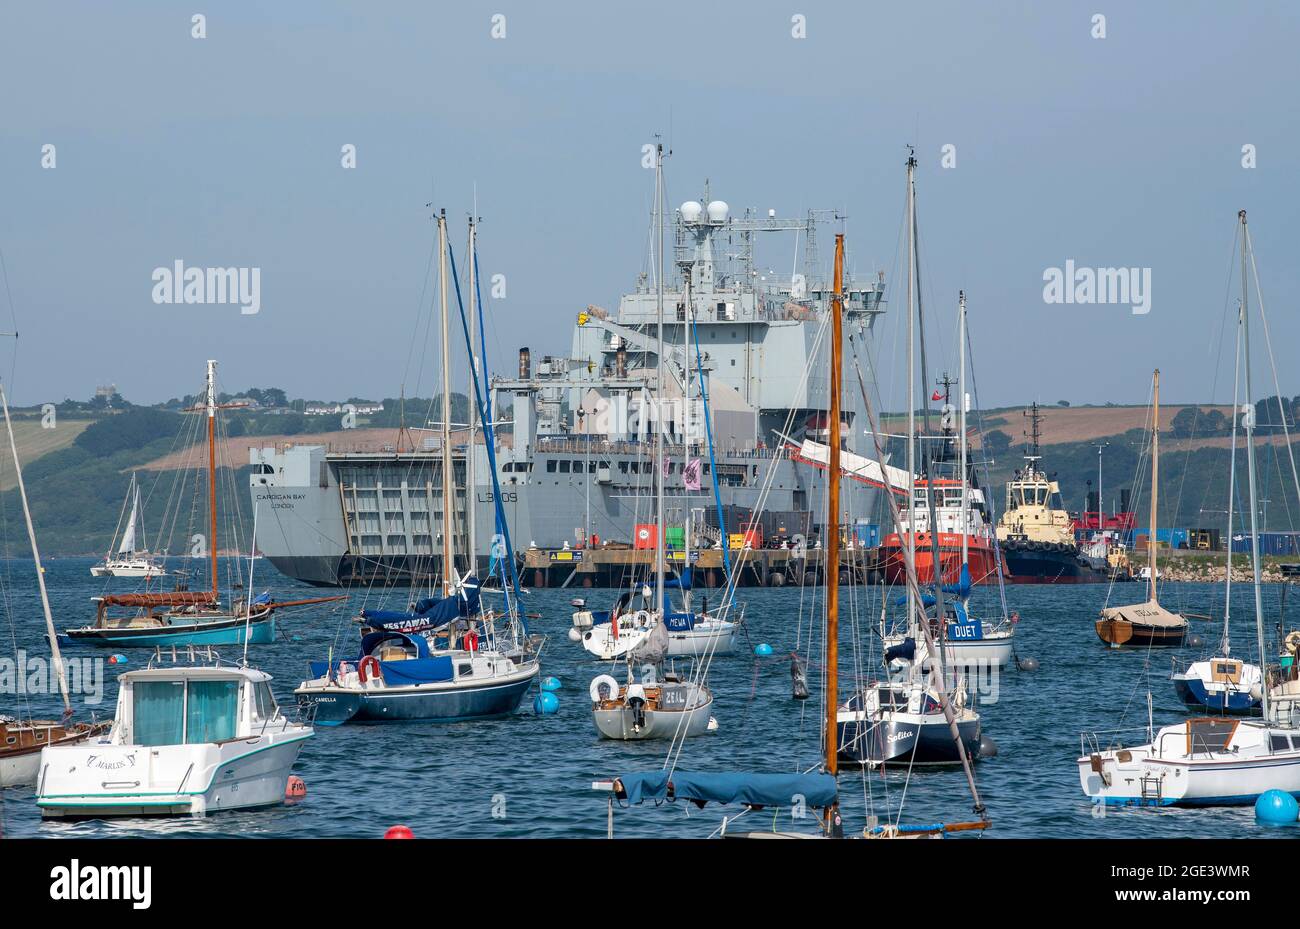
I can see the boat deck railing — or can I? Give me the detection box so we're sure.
[1079,726,1152,757]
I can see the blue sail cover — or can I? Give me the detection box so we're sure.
[665,569,692,591]
[309,630,454,684]
[615,771,837,809]
[361,577,481,634]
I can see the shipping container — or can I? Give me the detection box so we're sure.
[665,526,685,550]
[853,521,880,549]
[633,524,657,550]
[1231,532,1300,555]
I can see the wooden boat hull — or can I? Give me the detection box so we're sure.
[1095,618,1186,648]
[0,720,110,788]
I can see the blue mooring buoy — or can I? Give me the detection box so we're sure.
[1255,789,1298,825]
[754,643,774,657]
[533,691,560,716]
[541,676,561,692]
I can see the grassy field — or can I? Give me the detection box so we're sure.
[0,418,92,491]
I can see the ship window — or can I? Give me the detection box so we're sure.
[572,460,584,473]
[132,680,185,747]
[252,681,278,720]
[558,460,570,473]
[546,460,557,473]
[186,680,240,743]
[1272,735,1291,752]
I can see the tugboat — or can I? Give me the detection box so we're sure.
[994,403,1114,584]
[880,374,1000,586]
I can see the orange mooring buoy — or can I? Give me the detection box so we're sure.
[384,824,415,839]
[285,776,307,802]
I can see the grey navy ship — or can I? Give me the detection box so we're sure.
[250,192,887,586]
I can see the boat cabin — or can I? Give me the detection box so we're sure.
[112,665,283,747]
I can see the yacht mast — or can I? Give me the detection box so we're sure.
[0,382,70,713]
[1222,295,1242,656]
[825,232,845,816]
[1149,369,1159,603]
[654,143,666,614]
[466,215,478,577]
[206,359,218,600]
[905,152,917,633]
[1240,210,1268,720]
[438,210,455,595]
[958,292,968,568]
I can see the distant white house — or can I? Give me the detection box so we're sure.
[304,402,384,416]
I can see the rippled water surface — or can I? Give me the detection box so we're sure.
[2,559,1294,838]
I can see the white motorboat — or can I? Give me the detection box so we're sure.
[36,655,311,818]
[1079,718,1300,806]
[577,605,737,659]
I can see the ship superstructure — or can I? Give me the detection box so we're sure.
[251,192,887,586]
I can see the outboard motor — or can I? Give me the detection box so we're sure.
[626,683,648,731]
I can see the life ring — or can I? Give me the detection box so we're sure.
[463,631,479,652]
[589,674,620,702]
[358,655,383,684]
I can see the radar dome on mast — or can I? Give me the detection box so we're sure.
[679,201,703,223]
[706,200,729,223]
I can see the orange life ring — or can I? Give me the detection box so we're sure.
[358,655,382,684]
[463,631,479,652]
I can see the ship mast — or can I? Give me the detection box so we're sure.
[1149,370,1159,603]
[438,210,455,596]
[654,142,666,615]
[0,382,70,714]
[821,232,844,833]
[905,152,917,634]
[466,214,478,578]
[958,292,968,568]
[1240,210,1268,720]
[206,359,218,600]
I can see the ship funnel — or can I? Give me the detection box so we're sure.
[519,347,531,379]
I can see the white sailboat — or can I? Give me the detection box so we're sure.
[588,144,716,741]
[90,473,165,578]
[0,380,109,787]
[1080,210,1300,807]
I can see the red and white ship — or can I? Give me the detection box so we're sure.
[879,476,1001,587]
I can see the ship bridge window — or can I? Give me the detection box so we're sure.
[618,461,629,473]
[255,463,274,475]
[572,460,584,473]
[546,460,557,473]
[558,460,571,473]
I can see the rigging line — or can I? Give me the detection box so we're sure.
[1246,223,1300,534]
[961,319,1009,623]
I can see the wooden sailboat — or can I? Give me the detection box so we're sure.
[64,360,342,648]
[1095,369,1188,647]
[0,381,108,787]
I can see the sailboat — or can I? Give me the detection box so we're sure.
[295,209,541,725]
[594,214,989,837]
[90,473,165,578]
[0,380,109,787]
[1080,209,1300,807]
[881,292,1015,671]
[62,360,343,648]
[1171,298,1263,714]
[586,144,717,741]
[837,156,984,768]
[1095,369,1188,647]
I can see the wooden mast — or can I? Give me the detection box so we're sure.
[1149,368,1159,602]
[206,359,218,600]
[0,382,70,713]
[825,233,844,788]
[438,210,455,596]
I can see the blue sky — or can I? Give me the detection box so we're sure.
[1,1,1296,409]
